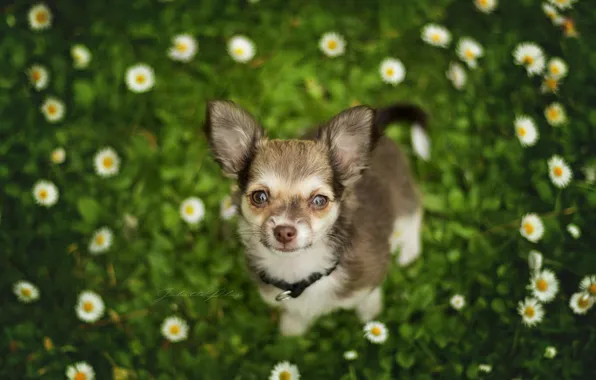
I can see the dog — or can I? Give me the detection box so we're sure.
[204,100,428,336]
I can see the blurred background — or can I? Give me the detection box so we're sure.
[2,0,596,379]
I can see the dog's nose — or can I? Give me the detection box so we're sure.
[273,225,297,244]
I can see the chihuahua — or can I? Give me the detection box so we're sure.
[204,101,428,336]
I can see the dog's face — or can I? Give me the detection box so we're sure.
[204,100,379,254]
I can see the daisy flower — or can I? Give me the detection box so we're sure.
[379,58,406,85]
[513,43,545,76]
[411,124,431,161]
[269,361,300,380]
[168,34,198,62]
[446,61,467,90]
[569,292,594,315]
[50,147,65,164]
[32,180,59,207]
[343,350,358,360]
[363,321,388,344]
[421,24,451,48]
[567,223,581,239]
[125,64,155,93]
[517,298,545,327]
[180,197,205,224]
[548,155,573,188]
[76,291,105,323]
[544,346,557,359]
[547,57,568,80]
[161,316,189,342]
[514,115,539,147]
[450,294,466,310]
[474,0,498,14]
[542,3,565,25]
[319,32,346,57]
[27,64,49,91]
[540,76,560,94]
[528,250,543,274]
[478,364,492,373]
[548,0,577,10]
[544,103,567,126]
[93,147,120,177]
[66,362,95,380]
[89,227,113,254]
[13,281,40,303]
[28,3,52,30]
[579,275,596,297]
[220,195,237,220]
[456,38,483,69]
[228,35,256,63]
[520,213,544,243]
[528,269,559,303]
[40,97,65,123]
[71,44,92,69]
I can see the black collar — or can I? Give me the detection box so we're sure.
[257,261,339,301]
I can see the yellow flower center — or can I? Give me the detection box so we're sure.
[31,70,41,81]
[385,68,395,77]
[547,108,560,120]
[431,33,441,42]
[517,127,526,137]
[545,78,558,91]
[589,284,596,295]
[553,166,563,177]
[578,297,589,309]
[95,234,105,246]
[327,40,338,50]
[233,47,244,56]
[169,324,180,335]
[536,279,548,292]
[185,205,194,215]
[38,189,48,199]
[103,156,114,169]
[47,104,57,115]
[522,55,534,65]
[176,42,188,53]
[464,49,475,59]
[224,198,232,209]
[523,222,534,235]
[392,230,401,239]
[371,327,381,336]
[550,65,560,75]
[135,75,146,84]
[21,288,32,297]
[279,371,291,380]
[52,151,62,162]
[36,11,48,24]
[74,372,87,380]
[524,306,535,318]
[83,301,94,312]
[478,0,488,5]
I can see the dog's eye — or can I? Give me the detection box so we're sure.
[311,195,328,209]
[251,190,268,206]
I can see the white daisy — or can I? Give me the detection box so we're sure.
[583,165,596,184]
[544,103,567,126]
[220,195,237,220]
[548,155,573,188]
[542,3,565,25]
[50,147,65,164]
[363,321,388,344]
[66,362,95,380]
[528,269,559,303]
[411,124,431,161]
[319,32,346,57]
[513,43,545,77]
[474,0,498,14]
[27,64,49,90]
[180,197,205,224]
[93,147,120,177]
[28,3,52,30]
[456,37,483,69]
[579,275,596,297]
[567,223,581,239]
[343,350,358,360]
[228,35,256,63]
[89,227,113,254]
[544,346,557,359]
[478,364,492,373]
[421,24,451,48]
[517,298,545,327]
[13,281,40,303]
[76,291,105,323]
[379,58,406,85]
[528,250,543,274]
[125,64,155,93]
[540,76,560,94]
[446,61,467,90]
[32,180,59,207]
[520,213,545,243]
[569,292,594,315]
[168,34,198,62]
[40,97,65,123]
[71,44,92,69]
[548,0,577,10]
[269,361,301,380]
[450,294,466,310]
[161,316,189,342]
[547,57,568,80]
[514,115,539,147]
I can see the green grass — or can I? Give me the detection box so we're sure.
[2,0,596,379]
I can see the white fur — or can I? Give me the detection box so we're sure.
[411,123,430,161]
[390,209,423,267]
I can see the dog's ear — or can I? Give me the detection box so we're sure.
[204,100,264,177]
[318,105,379,186]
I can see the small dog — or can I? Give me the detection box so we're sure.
[204,101,428,336]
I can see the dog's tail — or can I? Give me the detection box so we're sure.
[374,103,431,161]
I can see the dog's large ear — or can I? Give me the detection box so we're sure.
[318,105,379,186]
[204,100,264,177]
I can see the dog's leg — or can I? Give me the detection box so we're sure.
[356,287,383,323]
[396,208,423,267]
[279,311,310,337]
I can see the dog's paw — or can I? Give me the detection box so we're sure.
[279,312,309,337]
[356,287,382,323]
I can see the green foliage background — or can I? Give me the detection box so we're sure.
[2,0,596,379]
